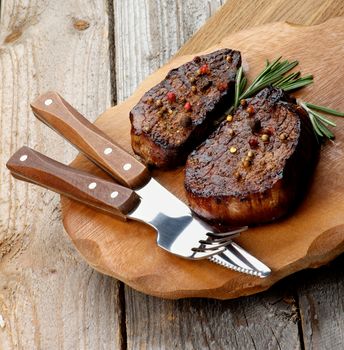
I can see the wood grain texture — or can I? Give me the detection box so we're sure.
[114,0,225,102]
[125,284,301,350]
[0,0,122,348]
[177,0,344,56]
[298,255,344,350]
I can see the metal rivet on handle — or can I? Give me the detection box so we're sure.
[110,191,118,198]
[88,182,97,190]
[44,99,53,106]
[20,155,28,162]
[104,147,112,155]
[123,163,131,171]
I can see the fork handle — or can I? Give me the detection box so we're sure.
[6,147,140,220]
[31,91,150,189]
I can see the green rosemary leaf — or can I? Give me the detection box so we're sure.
[278,77,313,91]
[275,73,312,89]
[315,118,335,139]
[304,103,344,117]
[309,110,336,127]
[300,101,341,140]
[240,76,247,95]
[271,60,298,77]
[273,72,300,86]
[234,66,243,108]
[308,113,323,138]
[248,57,282,88]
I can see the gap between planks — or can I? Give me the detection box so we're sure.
[294,291,306,350]
[107,1,127,349]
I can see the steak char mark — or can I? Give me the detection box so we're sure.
[130,49,241,168]
[184,87,319,226]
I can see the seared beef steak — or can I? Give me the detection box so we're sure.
[130,49,241,167]
[184,87,319,226]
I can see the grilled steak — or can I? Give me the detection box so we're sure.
[130,48,241,167]
[184,87,319,226]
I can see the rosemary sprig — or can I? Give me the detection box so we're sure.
[233,57,313,108]
[230,57,343,141]
[299,102,344,140]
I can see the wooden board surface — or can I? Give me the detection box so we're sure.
[62,17,344,299]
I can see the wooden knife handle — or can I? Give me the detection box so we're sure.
[6,146,140,220]
[30,91,150,189]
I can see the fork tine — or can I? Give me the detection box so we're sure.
[199,240,236,251]
[195,237,235,252]
[189,247,227,260]
[200,236,234,244]
[206,226,248,238]
[194,226,248,252]
[202,226,248,245]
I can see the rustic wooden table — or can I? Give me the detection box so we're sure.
[0,0,343,349]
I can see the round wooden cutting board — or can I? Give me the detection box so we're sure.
[61,18,344,299]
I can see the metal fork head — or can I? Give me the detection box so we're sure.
[189,226,248,259]
[145,212,247,260]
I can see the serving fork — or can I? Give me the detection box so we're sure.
[7,92,271,277]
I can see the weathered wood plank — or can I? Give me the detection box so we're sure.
[298,256,344,350]
[0,1,122,348]
[124,284,301,350]
[113,1,301,349]
[114,0,225,101]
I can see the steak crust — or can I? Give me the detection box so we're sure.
[130,49,241,167]
[184,87,319,226]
